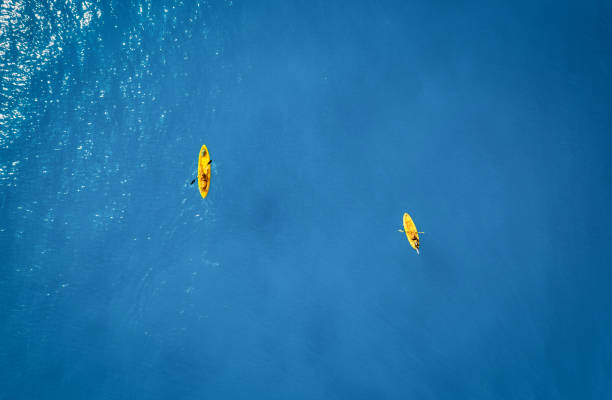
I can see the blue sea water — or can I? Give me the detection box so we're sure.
[1,0,612,398]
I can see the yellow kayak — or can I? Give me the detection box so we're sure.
[197,144,211,198]
[402,212,421,254]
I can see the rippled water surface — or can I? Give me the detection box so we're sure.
[1,1,612,399]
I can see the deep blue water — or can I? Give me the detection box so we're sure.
[2,1,612,398]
